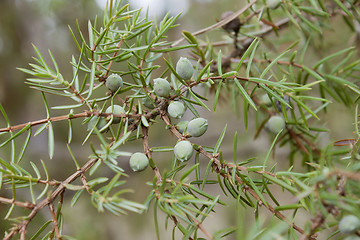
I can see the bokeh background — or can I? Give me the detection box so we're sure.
[0,0,357,239]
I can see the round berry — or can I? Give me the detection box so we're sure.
[176,57,193,81]
[344,236,360,240]
[267,116,286,134]
[267,0,281,9]
[176,121,189,134]
[105,105,125,124]
[339,215,360,234]
[174,141,193,162]
[87,116,108,133]
[153,78,171,97]
[129,152,149,172]
[142,96,157,109]
[106,74,123,93]
[261,94,272,107]
[187,118,208,137]
[168,101,186,119]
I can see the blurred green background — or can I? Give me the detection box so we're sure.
[0,0,357,239]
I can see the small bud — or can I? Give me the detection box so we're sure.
[176,121,189,134]
[192,144,201,150]
[187,118,208,137]
[105,105,125,124]
[266,116,286,134]
[339,215,360,234]
[95,70,103,76]
[106,74,123,93]
[153,78,171,97]
[176,57,193,80]
[129,152,149,172]
[142,96,157,109]
[174,141,193,162]
[168,101,186,119]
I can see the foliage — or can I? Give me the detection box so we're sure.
[1,0,360,239]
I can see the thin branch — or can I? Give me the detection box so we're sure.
[300,213,324,240]
[0,175,60,186]
[228,168,314,238]
[142,126,162,183]
[68,85,87,104]
[0,112,90,133]
[0,110,144,133]
[160,109,311,237]
[188,215,213,240]
[287,128,310,154]
[104,39,124,78]
[171,0,257,47]
[153,189,194,240]
[4,158,99,240]
[0,197,36,209]
[333,169,360,181]
[240,58,304,69]
[49,203,62,240]
[210,17,290,72]
[80,173,92,194]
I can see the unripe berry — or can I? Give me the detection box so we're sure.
[267,116,285,134]
[105,105,125,124]
[339,215,360,234]
[344,236,360,240]
[173,141,193,162]
[187,118,208,137]
[142,96,157,109]
[129,152,149,172]
[168,101,186,119]
[260,94,272,107]
[153,78,171,97]
[267,0,281,9]
[87,116,108,133]
[97,118,108,131]
[106,74,123,93]
[176,121,189,134]
[176,57,193,80]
